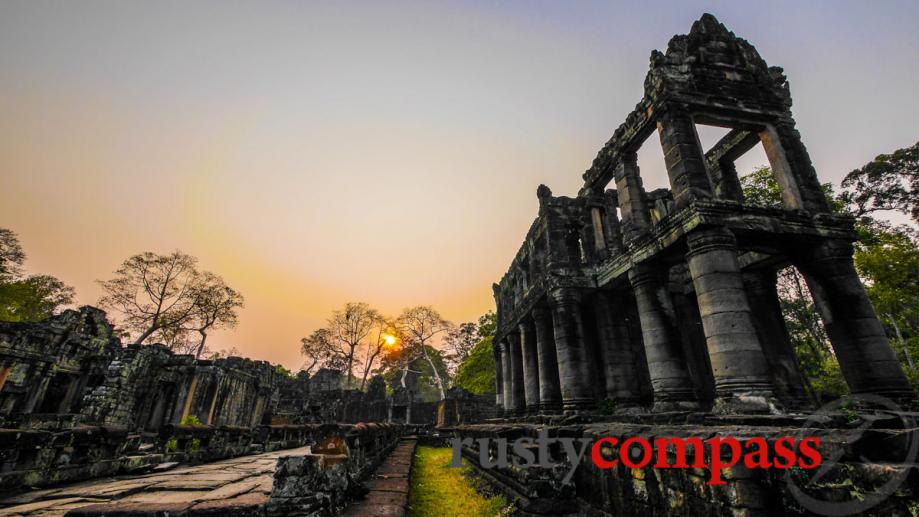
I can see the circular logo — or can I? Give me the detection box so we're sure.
[786,394,917,516]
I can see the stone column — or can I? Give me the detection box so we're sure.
[507,332,526,416]
[532,306,562,412]
[592,291,643,406]
[743,269,813,408]
[686,228,776,413]
[500,339,514,416]
[628,265,698,411]
[758,120,830,213]
[549,288,595,412]
[493,341,504,413]
[518,319,541,414]
[614,151,651,243]
[656,106,713,210]
[797,239,913,400]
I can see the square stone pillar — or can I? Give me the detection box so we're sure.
[686,227,777,414]
[507,332,526,416]
[628,265,698,411]
[614,151,652,243]
[548,288,596,412]
[532,306,562,413]
[758,119,830,213]
[592,291,644,406]
[796,239,914,400]
[492,340,504,412]
[656,106,713,210]
[518,320,541,414]
[500,339,514,416]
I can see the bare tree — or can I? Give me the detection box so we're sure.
[184,272,244,359]
[98,251,201,345]
[0,228,25,281]
[356,317,395,391]
[397,306,453,400]
[327,302,382,388]
[98,251,243,350]
[443,321,478,377]
[300,328,345,374]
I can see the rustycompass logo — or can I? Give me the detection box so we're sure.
[451,429,822,485]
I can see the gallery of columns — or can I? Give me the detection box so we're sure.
[491,14,913,416]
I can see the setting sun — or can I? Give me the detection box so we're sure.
[383,334,397,346]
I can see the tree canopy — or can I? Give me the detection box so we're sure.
[0,228,75,323]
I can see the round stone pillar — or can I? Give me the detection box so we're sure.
[685,227,776,413]
[548,288,595,412]
[532,306,562,413]
[499,339,514,417]
[628,265,698,411]
[518,320,541,414]
[507,332,526,416]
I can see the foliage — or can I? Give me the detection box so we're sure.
[166,439,178,453]
[454,336,496,395]
[409,446,511,517]
[97,251,243,350]
[452,310,499,395]
[275,364,296,379]
[180,415,204,426]
[841,141,919,224]
[0,228,75,323]
[741,159,919,398]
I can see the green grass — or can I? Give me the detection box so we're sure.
[409,446,510,517]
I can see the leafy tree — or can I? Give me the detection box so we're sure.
[0,228,75,323]
[853,221,919,382]
[740,158,919,397]
[452,310,499,395]
[454,336,497,395]
[841,141,919,223]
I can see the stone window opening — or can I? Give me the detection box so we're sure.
[565,228,585,266]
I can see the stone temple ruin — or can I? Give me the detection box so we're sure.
[490,13,913,417]
[445,14,919,516]
[1,12,918,517]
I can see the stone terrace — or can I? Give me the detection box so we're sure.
[0,445,310,516]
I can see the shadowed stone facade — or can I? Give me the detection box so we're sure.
[492,14,913,416]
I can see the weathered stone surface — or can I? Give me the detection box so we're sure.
[491,12,913,416]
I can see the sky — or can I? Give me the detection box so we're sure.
[1,1,917,370]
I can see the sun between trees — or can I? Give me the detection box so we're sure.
[299,303,497,401]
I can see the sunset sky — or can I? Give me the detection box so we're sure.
[2,1,917,370]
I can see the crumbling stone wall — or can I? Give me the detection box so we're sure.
[492,13,913,417]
